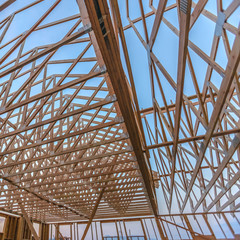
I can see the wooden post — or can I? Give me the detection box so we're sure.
[122,220,128,239]
[16,217,24,240]
[100,222,104,240]
[55,224,59,240]
[114,221,120,240]
[3,216,19,240]
[17,201,40,240]
[77,223,79,240]
[140,219,148,240]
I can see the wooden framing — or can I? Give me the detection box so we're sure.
[0,0,155,223]
[0,0,239,239]
[17,201,40,240]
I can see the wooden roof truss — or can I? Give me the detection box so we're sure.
[0,0,239,229]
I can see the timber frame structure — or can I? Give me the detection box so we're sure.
[0,0,239,239]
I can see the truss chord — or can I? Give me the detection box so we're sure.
[0,0,239,235]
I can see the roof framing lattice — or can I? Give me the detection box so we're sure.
[0,0,239,233]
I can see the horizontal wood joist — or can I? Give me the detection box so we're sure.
[0,24,92,79]
[0,175,90,220]
[1,192,145,211]
[0,180,145,199]
[147,127,240,149]
[0,172,141,193]
[0,118,122,152]
[0,96,115,139]
[0,198,144,211]
[0,193,147,209]
[0,70,106,114]
[0,165,146,219]
[0,163,143,194]
[3,185,145,203]
[0,169,141,195]
[4,151,135,180]
[140,92,220,116]
[0,136,128,168]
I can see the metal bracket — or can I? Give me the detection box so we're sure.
[114,116,124,123]
[0,107,5,112]
[215,11,226,37]
[78,23,92,34]
[180,0,189,14]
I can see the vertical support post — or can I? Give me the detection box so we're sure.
[70,223,73,240]
[55,224,59,240]
[39,223,42,240]
[91,223,93,240]
[17,201,40,240]
[3,216,19,240]
[50,224,53,240]
[16,217,24,240]
[74,223,76,240]
[40,223,49,240]
[122,220,128,239]
[100,222,104,240]
[150,218,159,240]
[77,223,79,240]
[118,221,124,238]
[143,219,151,239]
[2,216,9,240]
[140,219,148,240]
[115,221,120,240]
[95,222,98,240]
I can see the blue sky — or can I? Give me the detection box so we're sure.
[0,0,240,238]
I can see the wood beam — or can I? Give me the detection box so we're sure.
[17,200,40,240]
[189,0,208,29]
[193,134,240,212]
[170,0,192,207]
[149,0,167,49]
[147,128,240,149]
[181,25,240,211]
[0,24,92,79]
[0,0,16,12]
[0,0,61,65]
[76,0,159,216]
